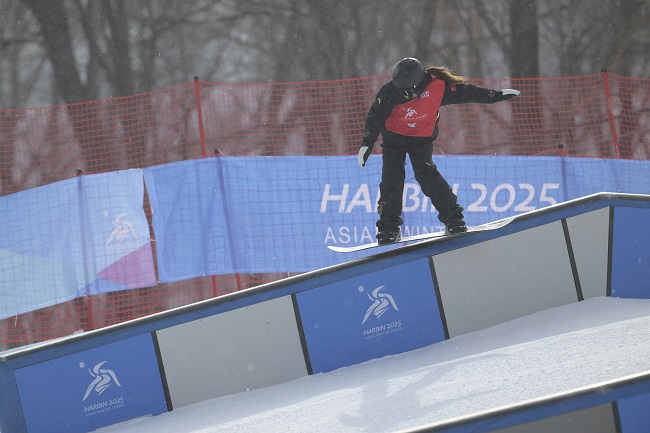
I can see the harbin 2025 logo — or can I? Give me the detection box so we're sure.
[80,360,126,417]
[359,285,403,340]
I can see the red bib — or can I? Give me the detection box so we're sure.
[385,78,445,137]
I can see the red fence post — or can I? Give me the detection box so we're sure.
[194,76,207,158]
[193,77,218,297]
[213,148,244,293]
[76,169,95,331]
[194,78,243,295]
[601,70,621,159]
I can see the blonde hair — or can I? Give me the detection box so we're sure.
[425,66,466,84]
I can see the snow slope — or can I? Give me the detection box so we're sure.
[97,296,650,433]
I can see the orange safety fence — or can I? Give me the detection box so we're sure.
[1,71,649,349]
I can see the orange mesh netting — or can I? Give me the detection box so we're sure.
[1,72,649,348]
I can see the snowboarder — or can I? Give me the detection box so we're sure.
[358,57,520,245]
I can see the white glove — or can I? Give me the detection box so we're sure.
[358,146,372,168]
[501,89,521,100]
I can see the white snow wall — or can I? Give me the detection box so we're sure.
[1,192,650,433]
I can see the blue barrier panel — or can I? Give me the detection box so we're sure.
[13,333,167,433]
[296,258,444,373]
[618,392,650,433]
[611,207,650,299]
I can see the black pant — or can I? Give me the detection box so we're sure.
[377,142,458,230]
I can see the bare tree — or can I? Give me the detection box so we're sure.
[600,0,647,77]
[510,0,539,78]
[21,0,90,103]
[10,0,650,106]
[19,0,112,175]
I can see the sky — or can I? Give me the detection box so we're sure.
[95,296,650,433]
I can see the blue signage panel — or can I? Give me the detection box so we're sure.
[14,334,167,433]
[296,258,445,373]
[611,207,650,299]
[617,391,650,433]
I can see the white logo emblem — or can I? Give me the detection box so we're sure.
[106,213,138,246]
[407,123,417,128]
[82,361,122,402]
[405,108,417,119]
[362,285,399,324]
[420,91,430,98]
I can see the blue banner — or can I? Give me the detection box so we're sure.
[0,170,155,319]
[14,333,167,433]
[144,155,650,280]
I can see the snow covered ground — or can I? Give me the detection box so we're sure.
[97,296,650,433]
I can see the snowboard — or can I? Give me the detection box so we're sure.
[327,216,516,253]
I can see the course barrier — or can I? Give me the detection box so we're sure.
[1,192,650,432]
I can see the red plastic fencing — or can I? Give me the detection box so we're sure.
[1,72,649,348]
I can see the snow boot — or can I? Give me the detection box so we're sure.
[438,204,467,234]
[377,227,401,245]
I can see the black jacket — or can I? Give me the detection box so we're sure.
[362,74,508,148]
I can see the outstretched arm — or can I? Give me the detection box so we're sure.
[441,82,520,106]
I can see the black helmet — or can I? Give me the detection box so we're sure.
[392,58,425,90]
